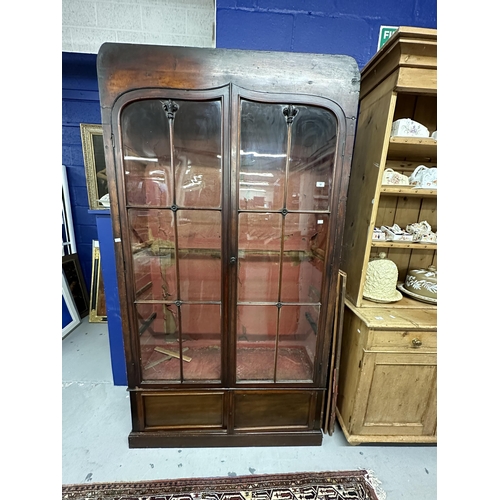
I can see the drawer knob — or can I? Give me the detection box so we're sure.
[412,338,422,347]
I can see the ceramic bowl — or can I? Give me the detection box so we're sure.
[372,227,386,241]
[391,118,430,138]
[381,224,413,242]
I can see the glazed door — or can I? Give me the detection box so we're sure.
[115,88,342,390]
[117,90,229,385]
[232,92,340,386]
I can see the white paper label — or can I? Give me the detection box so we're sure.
[317,219,324,224]
[316,181,325,188]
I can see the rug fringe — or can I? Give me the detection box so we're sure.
[361,469,387,500]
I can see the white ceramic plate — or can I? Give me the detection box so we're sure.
[363,289,403,304]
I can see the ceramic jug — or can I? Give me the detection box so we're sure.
[409,165,437,189]
[382,168,409,185]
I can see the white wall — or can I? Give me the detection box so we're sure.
[62,0,215,53]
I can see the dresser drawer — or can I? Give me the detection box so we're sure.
[367,330,436,351]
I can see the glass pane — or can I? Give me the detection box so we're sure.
[181,304,221,381]
[276,305,318,382]
[288,106,337,211]
[236,305,277,382]
[129,209,177,301]
[138,303,181,381]
[239,100,287,210]
[174,100,222,209]
[120,98,222,207]
[238,212,281,302]
[281,213,328,303]
[129,209,177,300]
[121,100,173,206]
[177,210,221,301]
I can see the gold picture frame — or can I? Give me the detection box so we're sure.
[80,123,108,210]
[89,240,107,323]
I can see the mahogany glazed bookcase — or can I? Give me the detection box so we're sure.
[96,43,359,447]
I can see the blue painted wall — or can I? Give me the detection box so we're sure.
[216,0,437,69]
[62,52,101,290]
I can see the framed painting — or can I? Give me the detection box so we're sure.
[62,253,89,318]
[63,272,81,338]
[80,123,108,210]
[62,164,77,255]
[89,240,107,323]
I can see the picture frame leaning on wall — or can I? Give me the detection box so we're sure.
[80,123,108,210]
[89,240,107,323]
[62,253,90,319]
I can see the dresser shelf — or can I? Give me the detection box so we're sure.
[337,26,437,444]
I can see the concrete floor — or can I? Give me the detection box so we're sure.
[62,317,437,499]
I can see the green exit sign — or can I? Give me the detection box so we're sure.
[378,26,398,50]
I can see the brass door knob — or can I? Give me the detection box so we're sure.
[412,338,422,347]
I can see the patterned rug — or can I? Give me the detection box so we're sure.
[62,470,386,500]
